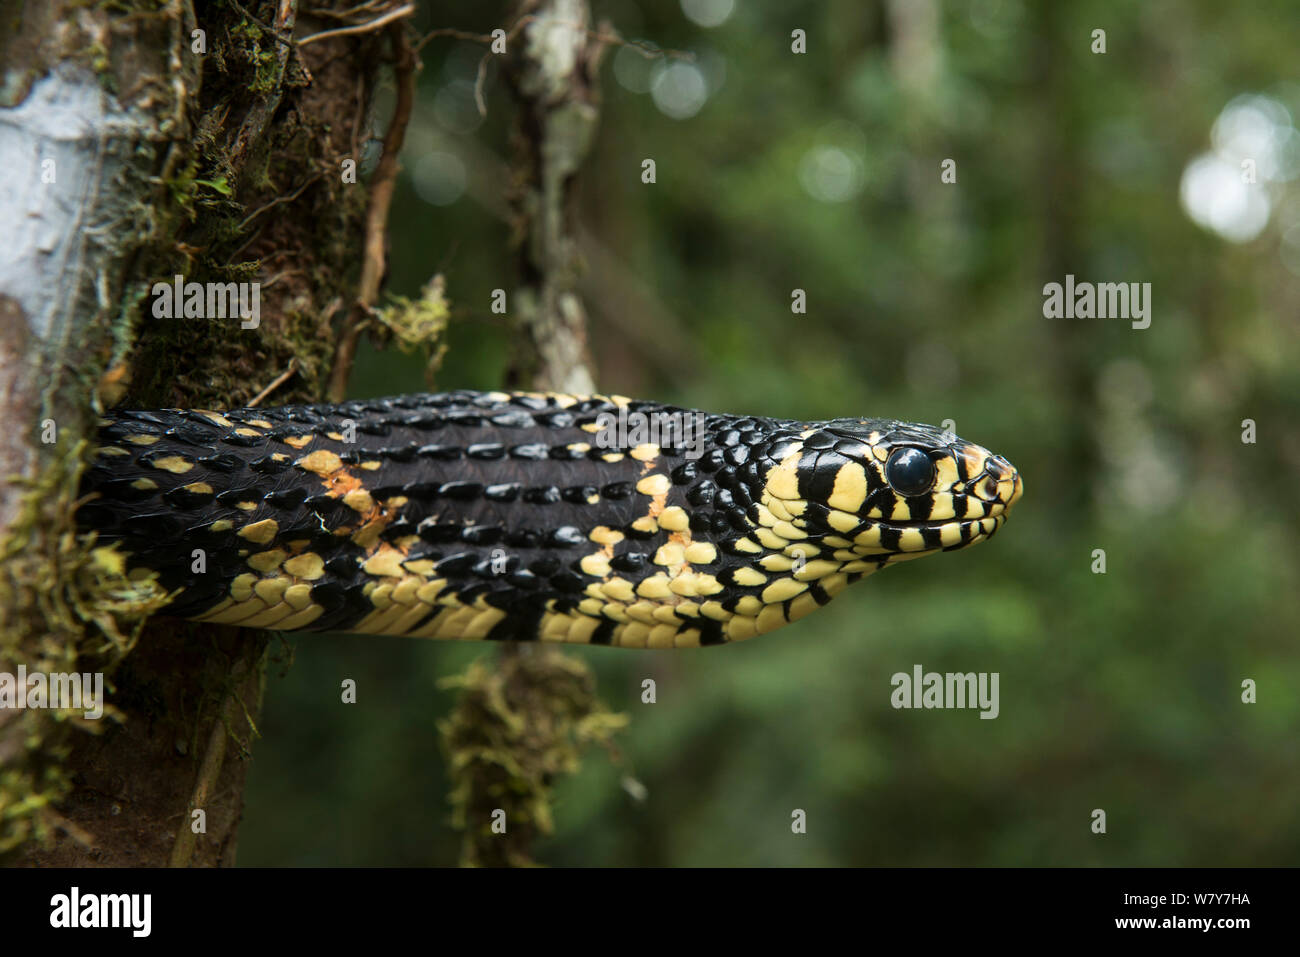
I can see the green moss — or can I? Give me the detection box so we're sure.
[440,648,627,867]
[372,276,451,387]
[0,437,164,856]
[86,39,111,86]
[231,20,279,97]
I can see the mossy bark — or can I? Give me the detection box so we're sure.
[0,0,392,865]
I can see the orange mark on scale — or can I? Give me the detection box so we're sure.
[313,463,404,555]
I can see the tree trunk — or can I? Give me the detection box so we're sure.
[0,0,398,865]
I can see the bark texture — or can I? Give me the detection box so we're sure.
[503,0,608,395]
[0,0,397,865]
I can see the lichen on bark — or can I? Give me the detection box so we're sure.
[0,0,403,864]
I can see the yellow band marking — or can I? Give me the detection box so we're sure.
[827,462,868,513]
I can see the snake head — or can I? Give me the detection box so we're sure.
[755,418,1023,565]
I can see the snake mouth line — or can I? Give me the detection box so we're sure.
[845,515,1009,559]
[873,511,1010,532]
[870,469,1022,537]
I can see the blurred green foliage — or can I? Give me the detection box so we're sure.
[239,0,1300,865]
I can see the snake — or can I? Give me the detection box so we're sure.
[75,390,1023,648]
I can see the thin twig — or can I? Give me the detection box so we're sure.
[310,0,390,21]
[235,173,321,232]
[41,807,98,851]
[327,22,417,402]
[420,16,689,118]
[620,36,695,61]
[474,51,490,116]
[414,25,502,52]
[259,268,299,290]
[350,70,368,161]
[168,700,232,868]
[297,2,415,47]
[247,358,299,407]
[416,16,694,62]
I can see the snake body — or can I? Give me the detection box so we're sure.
[76,390,1022,648]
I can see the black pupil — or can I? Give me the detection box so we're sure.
[885,448,935,496]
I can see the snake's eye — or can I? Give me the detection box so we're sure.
[885,448,936,496]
